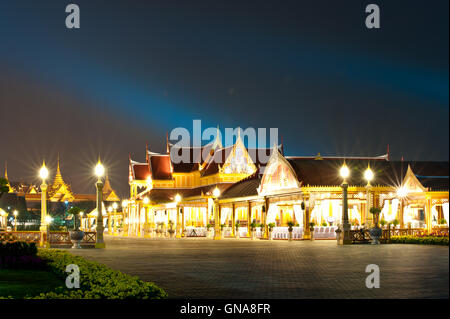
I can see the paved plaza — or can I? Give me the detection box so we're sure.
[69,236,449,299]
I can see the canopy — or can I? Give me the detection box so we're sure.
[88,202,107,217]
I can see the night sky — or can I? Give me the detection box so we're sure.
[0,0,448,197]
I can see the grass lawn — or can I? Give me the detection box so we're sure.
[0,269,65,298]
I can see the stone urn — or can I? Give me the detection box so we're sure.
[369,226,382,245]
[310,227,315,241]
[69,229,85,249]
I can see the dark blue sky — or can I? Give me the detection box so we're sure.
[0,0,448,196]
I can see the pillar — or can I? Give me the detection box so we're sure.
[95,179,105,248]
[231,203,236,237]
[39,182,49,248]
[214,201,220,240]
[264,197,269,238]
[247,201,251,237]
[426,197,432,234]
[303,196,311,239]
[339,182,352,245]
[181,207,185,237]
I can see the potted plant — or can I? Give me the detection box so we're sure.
[206,223,213,238]
[321,222,328,227]
[68,207,84,249]
[440,218,448,227]
[268,223,275,240]
[287,221,295,241]
[220,223,226,238]
[369,207,382,244]
[309,222,315,241]
[168,220,175,238]
[392,219,399,229]
[250,222,257,240]
[235,221,241,238]
[380,219,387,229]
[258,223,265,238]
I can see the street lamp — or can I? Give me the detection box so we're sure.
[94,160,105,248]
[13,210,18,231]
[39,161,49,247]
[175,193,182,203]
[364,166,374,228]
[112,202,118,234]
[339,163,351,245]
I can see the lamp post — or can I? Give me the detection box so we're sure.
[94,160,105,248]
[13,210,18,231]
[39,162,49,247]
[339,163,352,245]
[213,187,221,240]
[364,166,374,228]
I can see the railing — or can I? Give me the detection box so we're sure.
[349,229,390,244]
[389,228,428,237]
[0,231,96,246]
[431,227,449,237]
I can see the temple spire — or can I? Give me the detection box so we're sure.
[4,161,8,180]
[53,154,65,186]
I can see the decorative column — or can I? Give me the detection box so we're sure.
[365,185,372,228]
[247,201,251,237]
[399,198,404,228]
[213,201,220,240]
[39,162,49,248]
[340,181,351,245]
[264,197,269,239]
[425,197,432,234]
[176,205,181,238]
[181,207,185,237]
[303,196,311,239]
[231,203,236,237]
[95,177,105,248]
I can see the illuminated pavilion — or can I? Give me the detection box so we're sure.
[121,134,448,239]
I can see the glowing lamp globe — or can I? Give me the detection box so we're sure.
[340,164,350,179]
[122,200,128,207]
[95,161,105,178]
[213,187,221,198]
[143,197,150,204]
[112,202,118,210]
[13,210,18,216]
[45,216,53,224]
[108,206,113,213]
[175,194,182,203]
[39,164,49,180]
[397,187,408,198]
[364,167,374,182]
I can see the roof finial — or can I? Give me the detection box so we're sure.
[146,142,149,163]
[387,144,390,161]
[280,134,284,155]
[4,161,8,180]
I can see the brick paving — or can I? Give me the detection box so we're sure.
[68,236,449,299]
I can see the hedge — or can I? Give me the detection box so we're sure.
[29,249,167,299]
[0,242,46,269]
[390,236,449,246]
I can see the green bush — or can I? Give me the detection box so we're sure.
[390,236,449,246]
[0,242,37,257]
[33,249,167,299]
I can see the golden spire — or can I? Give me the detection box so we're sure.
[52,154,65,186]
[4,161,8,180]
